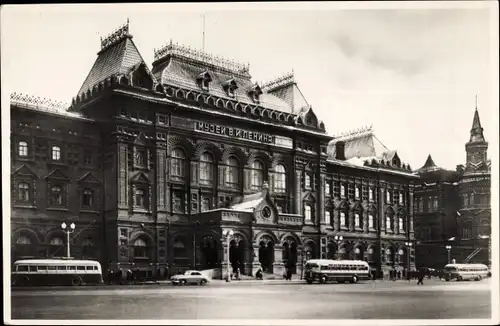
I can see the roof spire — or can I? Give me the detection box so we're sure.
[469,103,485,143]
[422,154,437,169]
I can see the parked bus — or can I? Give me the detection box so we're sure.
[304,259,370,284]
[443,263,489,282]
[12,259,103,286]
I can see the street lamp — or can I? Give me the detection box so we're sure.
[334,235,343,260]
[405,241,413,280]
[222,229,234,282]
[61,222,76,259]
[445,245,452,264]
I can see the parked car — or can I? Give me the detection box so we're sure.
[171,270,210,286]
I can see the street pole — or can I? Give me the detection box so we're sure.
[223,229,233,282]
[61,222,75,259]
[446,245,451,264]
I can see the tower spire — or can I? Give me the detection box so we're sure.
[469,104,485,143]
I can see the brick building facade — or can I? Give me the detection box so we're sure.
[10,22,418,279]
[414,108,491,269]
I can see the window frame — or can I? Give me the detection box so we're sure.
[18,141,29,157]
[51,145,62,161]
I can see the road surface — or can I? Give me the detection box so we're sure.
[9,278,491,320]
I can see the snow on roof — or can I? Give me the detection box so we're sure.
[230,198,263,211]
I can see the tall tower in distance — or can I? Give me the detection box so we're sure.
[456,98,491,267]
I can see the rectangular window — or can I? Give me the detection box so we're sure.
[304,205,312,221]
[340,184,346,198]
[340,212,346,226]
[399,192,404,205]
[86,266,94,271]
[84,151,92,166]
[305,174,311,189]
[325,182,330,196]
[48,266,56,271]
[355,186,360,199]
[120,228,128,238]
[325,211,331,224]
[368,214,374,228]
[77,266,85,270]
[362,186,368,201]
[333,182,340,197]
[37,266,47,271]
[369,188,374,201]
[394,192,399,205]
[348,183,354,199]
[386,190,391,204]
[52,146,61,161]
[135,149,146,166]
[191,193,198,213]
[57,266,67,271]
[173,192,183,212]
[19,141,29,157]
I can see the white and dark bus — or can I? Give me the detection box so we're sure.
[304,259,370,284]
[443,263,490,282]
[12,259,103,286]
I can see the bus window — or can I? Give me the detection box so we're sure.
[29,266,37,272]
[93,266,99,270]
[57,266,67,271]
[77,266,85,271]
[48,266,56,271]
[86,266,93,271]
[17,265,29,272]
[38,266,48,271]
[68,266,76,271]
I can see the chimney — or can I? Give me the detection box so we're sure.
[335,141,346,160]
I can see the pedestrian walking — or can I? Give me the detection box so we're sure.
[236,268,241,281]
[417,270,424,285]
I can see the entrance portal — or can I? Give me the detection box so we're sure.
[282,240,298,274]
[200,236,218,269]
[229,239,245,275]
[259,239,274,274]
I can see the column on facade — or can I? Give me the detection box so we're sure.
[251,242,262,277]
[273,244,285,276]
[295,170,302,215]
[156,147,166,210]
[409,184,415,235]
[318,174,326,225]
[118,142,128,208]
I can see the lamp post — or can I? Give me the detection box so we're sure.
[61,222,75,259]
[334,235,343,260]
[405,241,412,280]
[222,229,234,282]
[445,245,451,264]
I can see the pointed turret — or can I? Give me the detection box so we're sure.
[469,108,486,143]
[421,154,437,170]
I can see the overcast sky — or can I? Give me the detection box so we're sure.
[1,2,498,171]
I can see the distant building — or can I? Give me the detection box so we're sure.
[414,108,491,269]
[10,22,418,280]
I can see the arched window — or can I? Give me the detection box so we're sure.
[49,237,64,257]
[50,186,63,206]
[171,148,186,177]
[50,237,64,245]
[82,188,93,208]
[399,217,404,231]
[355,213,361,228]
[201,197,211,212]
[19,141,28,157]
[340,212,346,227]
[135,188,145,208]
[133,238,148,258]
[399,192,404,205]
[369,188,374,201]
[325,211,331,225]
[386,215,392,230]
[199,152,214,185]
[304,205,312,221]
[368,214,374,229]
[251,160,264,190]
[18,182,30,201]
[173,239,187,259]
[225,156,239,188]
[52,146,61,161]
[17,236,31,245]
[340,184,346,197]
[386,190,391,203]
[274,164,286,193]
[325,182,330,196]
[355,186,360,199]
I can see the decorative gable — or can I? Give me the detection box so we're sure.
[13,165,38,179]
[131,62,154,90]
[222,79,238,97]
[248,83,263,103]
[45,169,69,181]
[129,172,150,184]
[78,172,101,184]
[197,71,213,91]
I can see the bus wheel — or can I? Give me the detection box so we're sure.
[351,275,358,284]
[71,276,83,286]
[319,276,327,284]
[306,279,313,284]
[476,275,482,281]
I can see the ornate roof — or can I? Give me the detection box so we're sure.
[76,21,156,99]
[327,126,412,172]
[416,154,459,181]
[10,92,91,121]
[261,72,309,114]
[151,42,309,114]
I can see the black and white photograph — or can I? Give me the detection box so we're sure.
[1,1,498,325]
